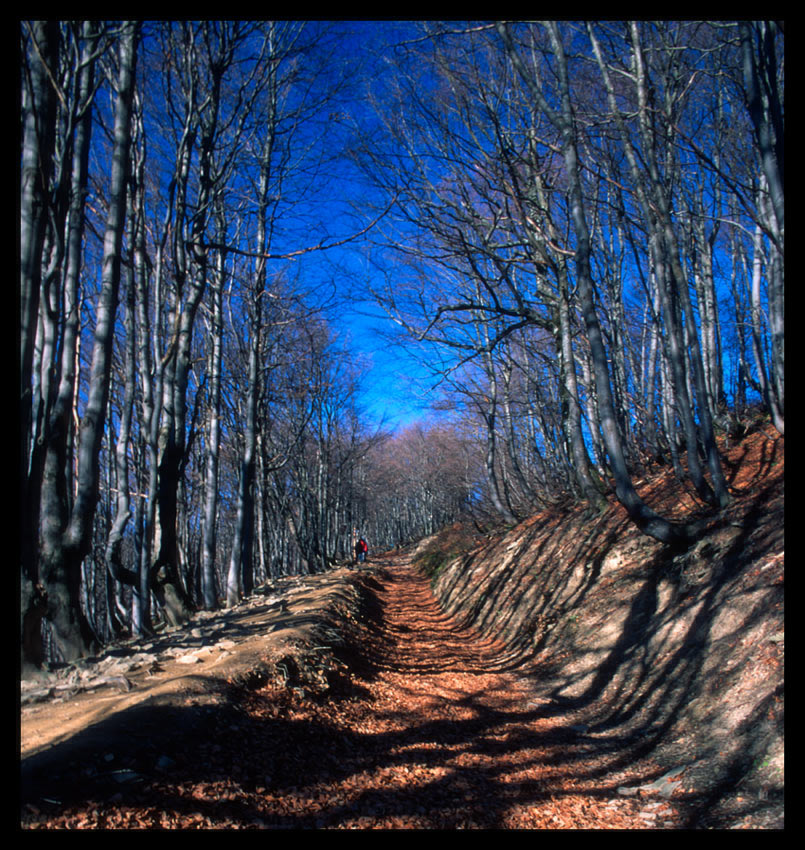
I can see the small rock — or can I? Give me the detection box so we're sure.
[110,769,141,784]
[166,646,193,658]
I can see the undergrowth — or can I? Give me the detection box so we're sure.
[416,550,455,587]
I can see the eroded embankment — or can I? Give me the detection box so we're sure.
[22,558,712,829]
[415,428,784,829]
[20,566,379,806]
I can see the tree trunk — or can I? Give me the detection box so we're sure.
[201,240,225,610]
[556,271,604,508]
[105,208,139,592]
[39,22,139,663]
[650,237,718,505]
[226,140,271,605]
[739,21,784,247]
[500,21,692,545]
[20,20,60,671]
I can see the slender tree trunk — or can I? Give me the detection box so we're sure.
[500,21,691,545]
[105,204,140,594]
[661,215,730,507]
[201,241,225,610]
[20,20,60,670]
[226,154,270,605]
[692,214,725,417]
[499,358,542,508]
[479,341,519,525]
[650,237,717,505]
[756,182,784,433]
[740,21,784,246]
[38,22,139,663]
[556,270,604,508]
[226,340,259,606]
[748,218,784,432]
[127,91,154,636]
[642,278,662,459]
[482,399,518,525]
[766,246,784,432]
[151,23,225,625]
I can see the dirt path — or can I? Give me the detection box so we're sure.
[22,553,685,829]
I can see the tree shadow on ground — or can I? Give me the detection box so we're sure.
[20,476,783,829]
[510,485,783,827]
[19,670,678,829]
[422,464,783,829]
[18,560,672,829]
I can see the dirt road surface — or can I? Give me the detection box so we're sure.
[20,553,700,829]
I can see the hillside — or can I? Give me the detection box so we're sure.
[20,423,783,829]
[416,421,784,827]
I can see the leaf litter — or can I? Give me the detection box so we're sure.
[21,423,783,829]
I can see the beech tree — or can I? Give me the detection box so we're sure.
[20,20,783,667]
[20,21,76,667]
[19,20,373,665]
[740,21,784,433]
[21,21,140,667]
[362,20,781,542]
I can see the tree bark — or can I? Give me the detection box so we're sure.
[20,20,60,670]
[200,221,225,610]
[739,21,784,247]
[38,22,139,663]
[556,270,604,508]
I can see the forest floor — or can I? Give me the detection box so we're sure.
[20,424,783,830]
[19,557,700,830]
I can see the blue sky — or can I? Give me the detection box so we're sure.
[287,20,448,432]
[177,19,766,435]
[339,297,441,430]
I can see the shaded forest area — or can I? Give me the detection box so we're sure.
[20,22,783,671]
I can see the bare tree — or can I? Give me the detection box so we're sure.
[140,21,263,625]
[20,20,62,669]
[740,21,784,247]
[30,21,140,664]
[199,202,227,609]
[498,21,705,543]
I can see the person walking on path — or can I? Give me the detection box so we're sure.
[355,537,369,564]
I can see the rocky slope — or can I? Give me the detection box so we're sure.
[414,422,784,828]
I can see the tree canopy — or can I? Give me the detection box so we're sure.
[20,20,783,669]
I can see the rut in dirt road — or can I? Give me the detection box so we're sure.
[220,553,684,830]
[276,554,681,830]
[25,554,682,829]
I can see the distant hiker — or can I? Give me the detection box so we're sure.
[355,537,368,563]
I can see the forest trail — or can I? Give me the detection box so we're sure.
[22,551,690,829]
